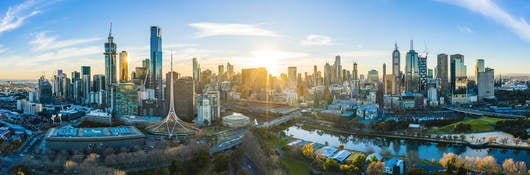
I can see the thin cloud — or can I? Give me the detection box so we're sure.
[0,0,42,33]
[341,50,388,57]
[0,45,6,54]
[29,31,101,51]
[439,0,530,42]
[457,25,474,33]
[31,46,100,63]
[300,34,333,46]
[189,22,278,38]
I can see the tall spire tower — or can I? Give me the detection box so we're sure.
[146,51,197,138]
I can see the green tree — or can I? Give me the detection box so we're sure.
[322,157,339,171]
[350,153,367,174]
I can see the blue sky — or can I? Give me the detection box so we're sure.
[0,0,529,80]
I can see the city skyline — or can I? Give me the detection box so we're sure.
[1,0,530,80]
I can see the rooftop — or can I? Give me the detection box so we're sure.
[46,126,144,139]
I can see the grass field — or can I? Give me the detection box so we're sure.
[430,116,509,133]
[280,157,311,175]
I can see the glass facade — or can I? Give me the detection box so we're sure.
[116,83,138,116]
[150,26,163,100]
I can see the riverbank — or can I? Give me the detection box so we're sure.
[299,118,530,150]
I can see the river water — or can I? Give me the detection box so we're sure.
[284,126,530,164]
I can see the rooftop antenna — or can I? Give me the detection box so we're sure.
[410,40,413,50]
[109,22,112,37]
[395,40,398,50]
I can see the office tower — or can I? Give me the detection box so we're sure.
[474,59,485,82]
[104,24,117,110]
[367,69,379,83]
[193,57,200,92]
[218,65,224,77]
[71,71,80,82]
[288,67,297,88]
[418,55,427,92]
[149,26,163,100]
[226,62,234,79]
[324,62,332,86]
[81,66,91,104]
[334,55,342,83]
[170,76,195,121]
[119,51,129,83]
[382,63,386,87]
[428,69,433,79]
[241,68,268,94]
[353,62,358,80]
[115,83,138,116]
[392,42,400,76]
[384,75,396,95]
[132,59,149,85]
[477,67,494,101]
[405,40,419,92]
[437,54,449,96]
[93,74,106,92]
[450,54,467,94]
[38,75,53,104]
[54,70,68,98]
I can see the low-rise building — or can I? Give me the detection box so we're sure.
[384,158,405,175]
[45,126,145,151]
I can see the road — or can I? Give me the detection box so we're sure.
[445,106,527,119]
[1,133,44,174]
[256,111,301,128]
[241,155,261,175]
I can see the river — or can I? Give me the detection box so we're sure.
[284,125,530,164]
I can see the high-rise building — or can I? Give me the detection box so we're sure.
[405,40,419,92]
[226,62,234,79]
[93,74,106,92]
[218,64,224,77]
[81,66,91,104]
[174,77,195,122]
[478,67,494,101]
[382,64,386,87]
[367,69,379,83]
[104,24,117,111]
[71,71,80,82]
[437,54,449,96]
[353,62,358,80]
[38,75,53,104]
[428,68,433,79]
[119,51,129,83]
[334,55,342,83]
[149,26,163,100]
[241,68,268,94]
[384,75,397,95]
[115,83,138,116]
[474,59,484,82]
[392,42,400,76]
[288,66,297,88]
[450,54,467,94]
[193,57,200,92]
[418,56,427,92]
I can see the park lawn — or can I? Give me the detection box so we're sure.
[430,117,497,133]
[280,157,311,175]
[479,116,508,123]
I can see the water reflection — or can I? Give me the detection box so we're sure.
[285,126,529,164]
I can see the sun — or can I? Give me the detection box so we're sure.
[250,49,282,76]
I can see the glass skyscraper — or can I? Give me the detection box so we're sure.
[150,26,163,100]
[405,40,419,93]
[450,54,466,94]
[104,25,117,112]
